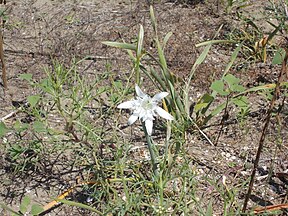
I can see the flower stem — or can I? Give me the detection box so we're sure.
[142,122,159,177]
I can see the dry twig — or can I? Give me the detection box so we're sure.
[242,50,288,212]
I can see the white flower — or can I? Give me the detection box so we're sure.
[118,85,174,135]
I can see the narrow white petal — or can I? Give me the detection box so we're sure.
[117,100,135,109]
[128,113,138,125]
[155,107,174,120]
[135,85,146,97]
[145,119,153,135]
[152,92,169,101]
[141,112,154,122]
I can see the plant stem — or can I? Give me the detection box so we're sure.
[142,121,159,177]
[242,50,288,212]
[0,29,7,90]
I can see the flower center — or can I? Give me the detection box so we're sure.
[141,96,154,110]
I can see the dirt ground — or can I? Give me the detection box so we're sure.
[0,0,287,215]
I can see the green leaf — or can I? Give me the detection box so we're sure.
[195,40,234,47]
[33,121,46,133]
[136,25,144,58]
[168,80,175,99]
[194,94,214,113]
[194,103,207,112]
[39,79,53,94]
[57,199,103,215]
[221,43,242,78]
[236,83,280,96]
[102,41,136,51]
[210,80,229,96]
[232,96,249,107]
[205,201,213,216]
[19,73,33,82]
[97,86,106,94]
[210,80,224,92]
[150,66,166,91]
[149,5,157,32]
[13,120,29,133]
[193,44,211,68]
[113,80,123,90]
[31,204,44,215]
[267,21,283,43]
[224,74,245,92]
[27,95,41,108]
[231,84,246,92]
[224,74,240,86]
[185,42,213,114]
[272,48,285,65]
[163,32,173,50]
[0,122,9,137]
[20,196,30,214]
[156,40,168,79]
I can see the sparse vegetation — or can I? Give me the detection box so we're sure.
[0,0,287,215]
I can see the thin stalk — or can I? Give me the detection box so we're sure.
[142,121,159,177]
[215,93,230,146]
[0,29,7,89]
[242,50,288,212]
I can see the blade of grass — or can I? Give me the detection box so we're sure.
[163,32,173,51]
[185,44,212,115]
[185,24,224,116]
[221,43,242,79]
[150,5,157,33]
[195,39,234,48]
[136,25,144,85]
[136,25,144,58]
[56,199,103,215]
[102,41,137,51]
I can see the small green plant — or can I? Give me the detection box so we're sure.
[1,196,43,216]
[225,0,249,14]
[18,59,110,144]
[6,141,42,173]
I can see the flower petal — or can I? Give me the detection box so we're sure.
[155,107,174,120]
[152,92,169,101]
[117,100,135,109]
[135,85,146,98]
[145,119,153,135]
[128,113,139,125]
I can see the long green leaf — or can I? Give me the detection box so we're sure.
[196,40,234,47]
[150,66,166,91]
[163,32,173,51]
[235,82,288,97]
[57,199,103,215]
[267,21,284,43]
[102,41,136,51]
[221,43,242,79]
[137,25,144,58]
[185,43,212,115]
[156,40,169,77]
[150,5,157,32]
[205,201,213,216]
